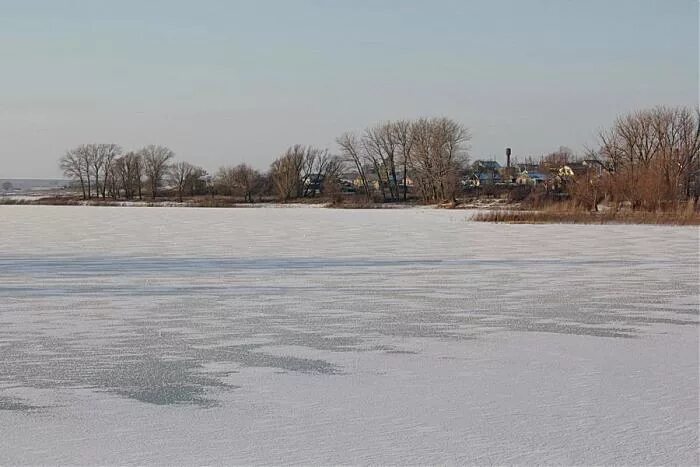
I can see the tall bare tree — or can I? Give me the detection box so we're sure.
[73,144,94,198]
[597,106,700,208]
[392,120,414,201]
[112,156,129,199]
[270,145,307,201]
[216,164,262,202]
[85,144,105,199]
[60,149,88,199]
[132,153,144,200]
[269,145,344,201]
[300,147,344,197]
[234,164,262,202]
[363,122,400,201]
[410,117,470,203]
[115,151,144,200]
[98,144,121,199]
[317,155,346,197]
[140,145,174,199]
[337,132,371,201]
[169,161,195,202]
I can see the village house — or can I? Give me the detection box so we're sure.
[467,160,503,186]
[516,170,548,185]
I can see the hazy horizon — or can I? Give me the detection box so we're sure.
[1,0,697,178]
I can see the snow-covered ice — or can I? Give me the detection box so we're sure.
[0,205,698,464]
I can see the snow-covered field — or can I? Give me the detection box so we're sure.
[0,205,698,465]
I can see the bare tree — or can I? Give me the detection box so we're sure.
[270,145,307,201]
[64,143,120,199]
[214,166,235,196]
[337,119,468,203]
[169,161,195,202]
[98,144,121,199]
[132,153,144,200]
[318,155,346,197]
[337,132,371,201]
[362,123,401,201]
[234,164,262,202]
[60,149,88,199]
[140,145,174,199]
[73,144,94,198]
[597,106,700,209]
[85,144,105,199]
[392,120,414,201]
[216,164,262,202]
[112,156,128,199]
[104,162,118,199]
[540,146,575,170]
[268,145,344,201]
[300,147,345,197]
[410,117,470,203]
[654,107,700,200]
[113,151,144,200]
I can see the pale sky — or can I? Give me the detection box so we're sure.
[0,0,697,178]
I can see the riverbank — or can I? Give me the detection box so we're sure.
[0,194,513,210]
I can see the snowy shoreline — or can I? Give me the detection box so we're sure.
[0,194,511,211]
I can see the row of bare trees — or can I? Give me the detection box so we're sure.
[264,117,470,204]
[269,145,345,201]
[59,108,697,209]
[567,106,700,211]
[338,117,470,203]
[60,144,121,200]
[60,144,208,201]
[59,144,267,203]
[215,164,265,203]
[58,116,471,204]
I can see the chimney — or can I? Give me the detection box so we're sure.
[506,147,511,169]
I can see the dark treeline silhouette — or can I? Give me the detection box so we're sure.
[58,107,700,210]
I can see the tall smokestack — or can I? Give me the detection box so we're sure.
[506,147,511,168]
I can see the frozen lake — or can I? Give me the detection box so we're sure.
[0,205,698,465]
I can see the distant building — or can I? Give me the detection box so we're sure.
[303,173,330,195]
[516,170,548,185]
[469,160,502,186]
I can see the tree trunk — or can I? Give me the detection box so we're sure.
[402,160,408,201]
[79,178,86,200]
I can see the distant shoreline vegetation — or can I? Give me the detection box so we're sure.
[11,105,697,224]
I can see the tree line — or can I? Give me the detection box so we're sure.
[58,107,699,209]
[589,106,700,210]
[59,116,471,204]
[59,144,206,202]
[539,106,700,211]
[337,117,469,203]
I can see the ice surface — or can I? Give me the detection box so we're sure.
[0,205,698,464]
